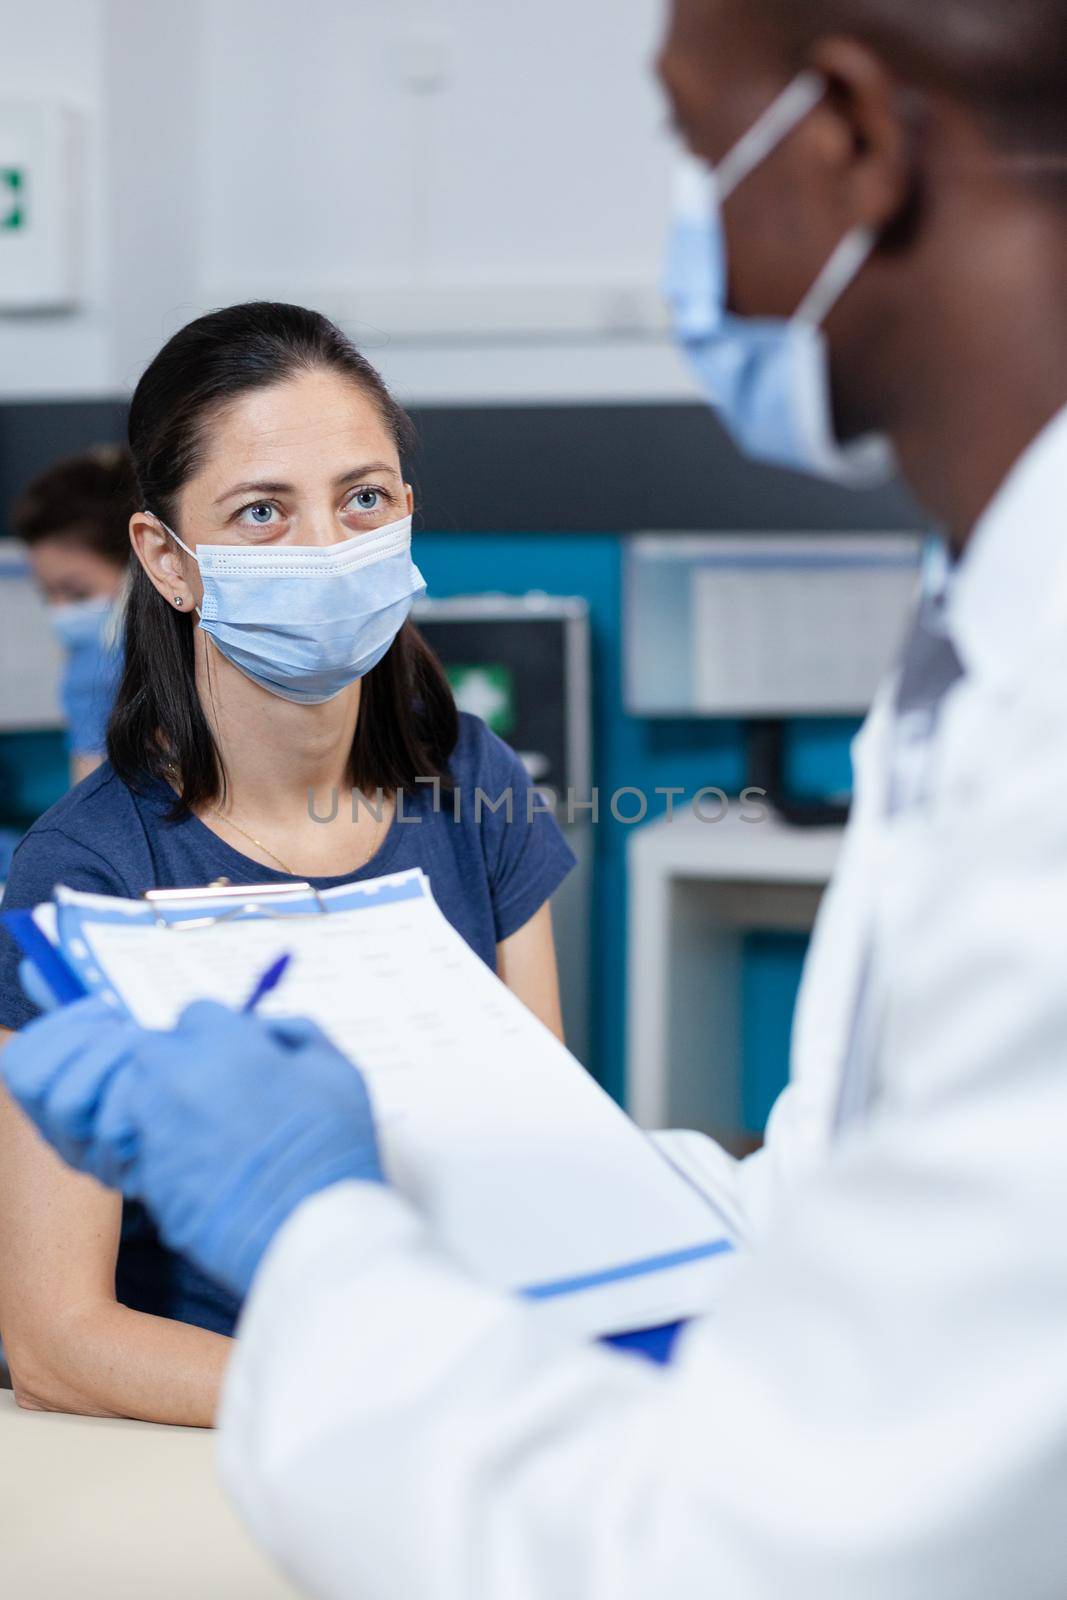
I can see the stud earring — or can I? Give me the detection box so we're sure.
[174,596,185,608]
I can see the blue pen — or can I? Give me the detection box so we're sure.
[242,952,293,1014]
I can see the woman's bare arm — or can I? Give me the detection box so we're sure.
[496,901,566,1044]
[0,1028,230,1427]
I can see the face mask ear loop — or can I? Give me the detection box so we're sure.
[145,513,204,618]
[794,225,878,328]
[714,71,826,203]
[147,513,201,565]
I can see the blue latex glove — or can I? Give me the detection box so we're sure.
[18,959,61,1014]
[2,998,383,1297]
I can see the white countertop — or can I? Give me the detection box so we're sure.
[0,1390,300,1598]
[629,804,844,884]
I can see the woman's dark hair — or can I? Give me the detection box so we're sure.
[12,446,136,566]
[108,301,457,816]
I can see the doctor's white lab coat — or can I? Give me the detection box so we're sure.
[218,409,1067,1600]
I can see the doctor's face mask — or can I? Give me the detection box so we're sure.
[156,511,426,705]
[664,71,897,487]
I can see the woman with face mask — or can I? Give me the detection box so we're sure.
[0,302,575,1426]
[13,448,135,785]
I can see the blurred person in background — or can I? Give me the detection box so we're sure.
[13,448,133,784]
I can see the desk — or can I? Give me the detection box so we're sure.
[627,807,843,1139]
[0,1391,299,1598]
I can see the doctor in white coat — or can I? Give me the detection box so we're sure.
[6,0,1067,1595]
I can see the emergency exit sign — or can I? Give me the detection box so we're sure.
[1,168,25,230]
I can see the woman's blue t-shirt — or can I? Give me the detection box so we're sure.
[0,713,575,1337]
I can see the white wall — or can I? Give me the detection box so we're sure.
[103,1,205,394]
[0,0,701,406]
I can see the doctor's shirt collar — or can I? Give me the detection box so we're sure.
[944,402,1067,689]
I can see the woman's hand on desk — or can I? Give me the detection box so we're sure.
[3,999,384,1300]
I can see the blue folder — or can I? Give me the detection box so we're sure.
[2,909,89,1004]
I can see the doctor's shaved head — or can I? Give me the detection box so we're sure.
[667,0,1067,160]
[762,0,1067,151]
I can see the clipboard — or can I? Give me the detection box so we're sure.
[6,872,431,1010]
[6,868,736,1339]
[3,881,314,1005]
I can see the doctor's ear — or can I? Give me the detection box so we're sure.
[805,38,923,233]
[129,512,197,614]
[404,484,414,516]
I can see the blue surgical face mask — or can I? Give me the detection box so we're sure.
[158,513,426,705]
[664,71,897,488]
[48,595,114,651]
[48,596,124,758]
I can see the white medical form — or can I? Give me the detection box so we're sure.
[24,871,735,1339]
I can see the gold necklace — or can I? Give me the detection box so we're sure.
[163,758,383,876]
[213,803,384,878]
[213,810,299,876]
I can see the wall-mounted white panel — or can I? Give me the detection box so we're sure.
[0,0,110,396]
[0,100,82,309]
[198,0,673,341]
[372,332,700,407]
[0,0,692,403]
[415,0,670,287]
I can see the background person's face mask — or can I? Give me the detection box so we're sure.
[664,71,897,487]
[48,596,124,758]
[48,594,115,653]
[159,513,426,704]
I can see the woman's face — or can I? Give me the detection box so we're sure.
[136,367,413,611]
[28,538,125,607]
